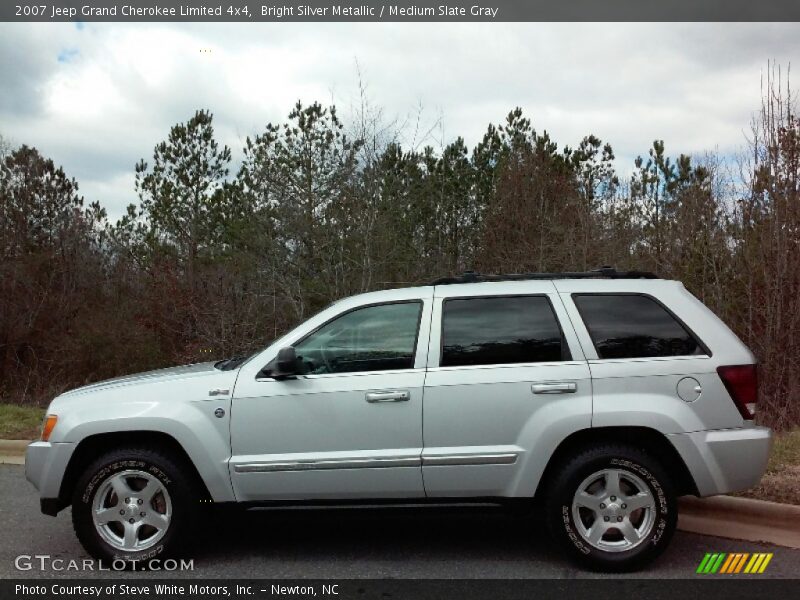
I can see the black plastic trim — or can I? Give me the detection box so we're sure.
[431,267,658,285]
[40,497,63,516]
[224,497,535,510]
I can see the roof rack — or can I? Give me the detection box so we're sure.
[430,266,659,285]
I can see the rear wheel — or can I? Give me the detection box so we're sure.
[72,447,198,567]
[545,445,677,571]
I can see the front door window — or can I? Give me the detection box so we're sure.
[293,302,422,375]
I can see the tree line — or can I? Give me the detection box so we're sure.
[1,72,798,429]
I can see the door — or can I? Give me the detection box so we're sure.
[421,283,592,497]
[229,293,432,501]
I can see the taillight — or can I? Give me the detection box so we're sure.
[716,365,758,420]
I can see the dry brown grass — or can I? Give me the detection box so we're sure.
[737,429,800,505]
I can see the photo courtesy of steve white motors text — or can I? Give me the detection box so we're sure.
[15,583,340,597]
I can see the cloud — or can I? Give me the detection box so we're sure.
[1,22,798,220]
[0,26,73,116]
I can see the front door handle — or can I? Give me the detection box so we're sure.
[366,390,410,403]
[532,381,577,394]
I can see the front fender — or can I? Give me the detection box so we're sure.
[63,412,235,502]
[47,371,237,503]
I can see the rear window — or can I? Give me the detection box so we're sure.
[441,296,569,367]
[573,294,706,359]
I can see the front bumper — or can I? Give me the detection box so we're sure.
[668,426,773,497]
[25,441,76,514]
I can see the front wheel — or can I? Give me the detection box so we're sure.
[72,447,198,567]
[545,445,677,572]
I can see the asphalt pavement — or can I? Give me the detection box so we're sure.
[1,464,799,579]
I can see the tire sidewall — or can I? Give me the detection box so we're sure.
[550,450,676,570]
[73,453,190,567]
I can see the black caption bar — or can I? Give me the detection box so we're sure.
[3,0,800,22]
[2,579,799,600]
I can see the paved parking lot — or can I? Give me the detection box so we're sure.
[2,464,798,579]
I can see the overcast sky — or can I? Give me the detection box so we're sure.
[1,22,799,220]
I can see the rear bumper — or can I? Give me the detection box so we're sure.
[667,426,772,497]
[25,441,75,514]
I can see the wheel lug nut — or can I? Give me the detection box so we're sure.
[129,518,135,524]
[137,499,143,505]
[617,516,623,522]
[604,516,610,522]
[610,496,616,501]
[140,512,146,517]
[119,510,125,515]
[621,503,627,509]
[124,498,130,503]
[599,503,606,509]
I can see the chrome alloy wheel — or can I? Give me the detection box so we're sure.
[91,470,172,552]
[571,468,656,552]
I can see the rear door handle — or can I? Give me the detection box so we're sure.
[532,381,577,394]
[366,390,410,403]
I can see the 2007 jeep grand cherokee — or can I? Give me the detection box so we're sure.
[26,268,772,571]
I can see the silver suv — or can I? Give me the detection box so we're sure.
[26,269,772,571]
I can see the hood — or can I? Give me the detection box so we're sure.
[58,361,221,398]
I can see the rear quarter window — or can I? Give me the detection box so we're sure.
[572,294,707,359]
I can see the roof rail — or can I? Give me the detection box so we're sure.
[430,266,659,285]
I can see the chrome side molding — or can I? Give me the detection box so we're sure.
[421,453,518,466]
[234,452,518,473]
[234,457,419,473]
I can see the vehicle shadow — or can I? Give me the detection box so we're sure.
[193,504,565,575]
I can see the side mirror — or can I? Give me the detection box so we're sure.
[262,346,298,380]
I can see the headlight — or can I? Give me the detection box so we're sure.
[40,415,58,441]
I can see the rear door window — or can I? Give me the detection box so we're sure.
[572,294,706,359]
[440,296,569,367]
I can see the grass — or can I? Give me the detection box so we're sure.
[768,429,800,471]
[737,429,800,505]
[0,403,45,440]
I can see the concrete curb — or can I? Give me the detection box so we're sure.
[0,439,31,465]
[0,439,31,455]
[678,495,800,549]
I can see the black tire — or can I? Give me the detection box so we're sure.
[72,447,199,568]
[544,444,677,572]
